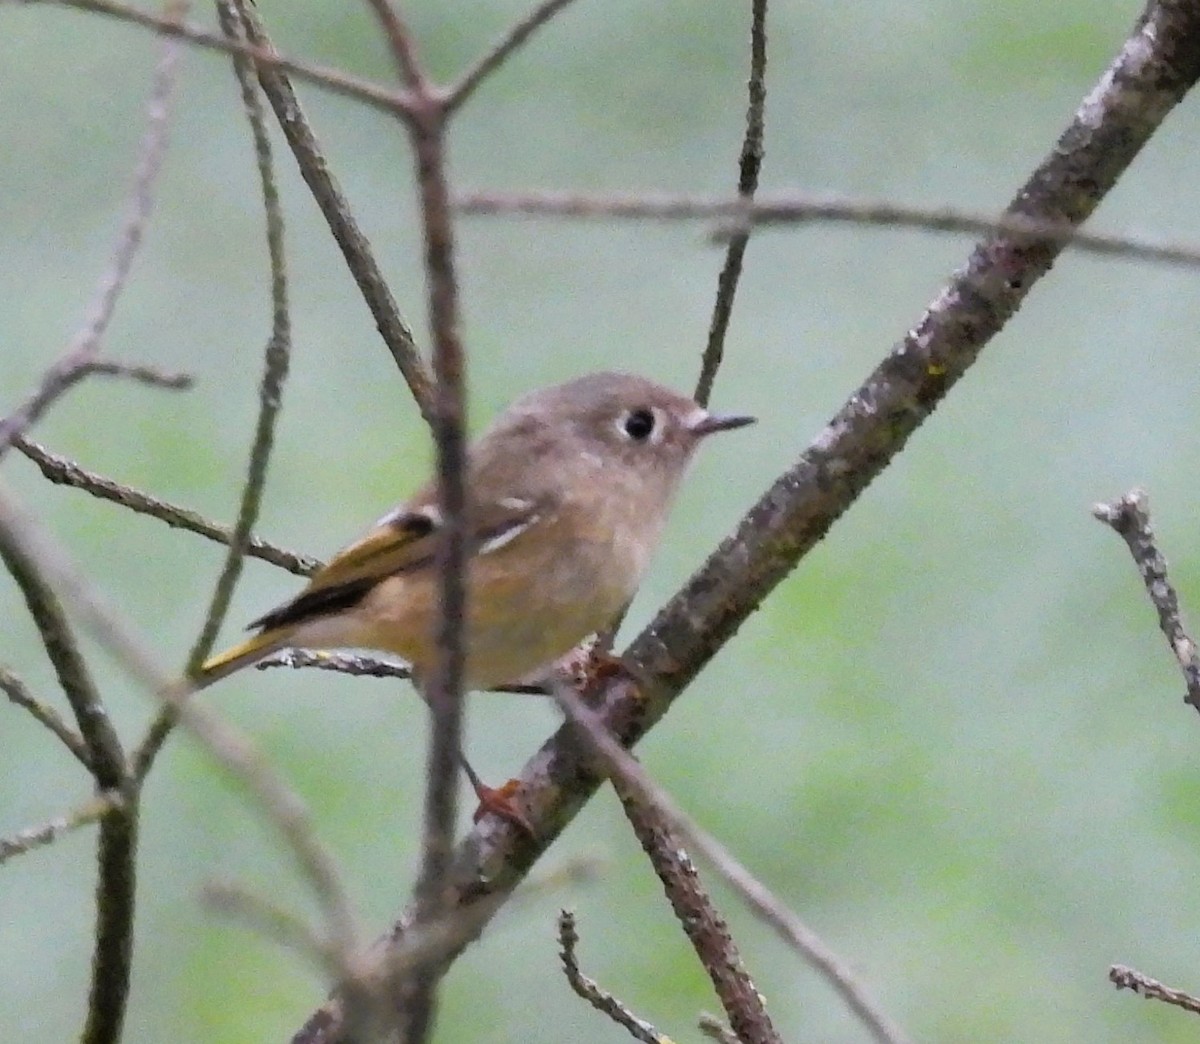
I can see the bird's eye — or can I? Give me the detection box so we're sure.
[622,407,656,441]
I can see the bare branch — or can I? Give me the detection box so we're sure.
[553,681,908,1044]
[694,0,767,407]
[15,436,316,576]
[1,489,138,1044]
[0,791,125,866]
[363,0,426,89]
[3,29,187,1036]
[77,359,194,388]
[256,647,414,680]
[20,0,409,114]
[456,190,1200,271]
[135,0,297,780]
[698,1014,739,1044]
[1111,964,1200,1017]
[414,145,470,905]
[203,879,353,982]
[234,2,436,421]
[617,792,780,1044]
[557,910,673,1044]
[400,76,471,1044]
[0,0,178,461]
[0,485,361,978]
[555,678,787,1042]
[445,0,582,115]
[1093,489,1200,712]
[0,664,91,769]
[0,499,127,788]
[254,647,549,694]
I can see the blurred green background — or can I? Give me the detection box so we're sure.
[4,0,1200,1040]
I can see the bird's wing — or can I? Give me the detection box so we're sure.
[247,492,547,633]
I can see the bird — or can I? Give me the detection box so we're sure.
[196,371,755,825]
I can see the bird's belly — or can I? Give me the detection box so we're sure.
[461,546,629,688]
[352,534,639,691]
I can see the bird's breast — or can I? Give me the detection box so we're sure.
[350,493,664,690]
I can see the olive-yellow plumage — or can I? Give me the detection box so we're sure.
[197,372,754,691]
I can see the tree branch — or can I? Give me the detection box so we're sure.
[363,0,426,90]
[617,791,780,1044]
[0,791,125,865]
[234,2,436,422]
[135,0,295,779]
[556,910,673,1044]
[21,0,410,114]
[553,680,907,1044]
[0,500,135,1044]
[0,0,179,462]
[694,0,767,407]
[0,663,92,769]
[1111,964,1200,1017]
[455,190,1200,271]
[0,484,362,987]
[444,0,582,115]
[14,436,317,576]
[1093,489,1200,711]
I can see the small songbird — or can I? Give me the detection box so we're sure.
[197,372,755,692]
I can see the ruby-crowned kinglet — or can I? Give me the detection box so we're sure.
[198,372,754,690]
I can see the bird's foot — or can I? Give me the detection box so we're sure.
[470,776,535,838]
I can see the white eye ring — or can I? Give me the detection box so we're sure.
[618,406,659,442]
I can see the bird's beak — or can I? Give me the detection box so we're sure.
[689,410,757,436]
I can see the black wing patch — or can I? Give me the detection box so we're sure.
[244,503,539,635]
[248,575,380,633]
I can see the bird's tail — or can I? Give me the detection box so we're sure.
[194,628,293,689]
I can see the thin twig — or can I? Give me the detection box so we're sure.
[554,679,778,1044]
[0,664,91,769]
[0,359,189,457]
[557,910,673,1044]
[403,70,470,1044]
[78,359,193,388]
[0,484,361,981]
[256,648,415,679]
[455,190,1200,271]
[1093,489,1200,712]
[363,0,426,89]
[203,879,355,981]
[0,501,127,790]
[619,792,780,1044]
[1,484,137,1044]
[697,1014,739,1044]
[234,2,436,422]
[0,0,178,461]
[66,28,186,1039]
[134,0,295,781]
[14,436,316,576]
[0,791,125,865]
[555,681,908,1044]
[254,647,549,694]
[290,860,593,1044]
[20,0,410,115]
[1111,964,1200,1017]
[444,0,582,115]
[694,0,767,408]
